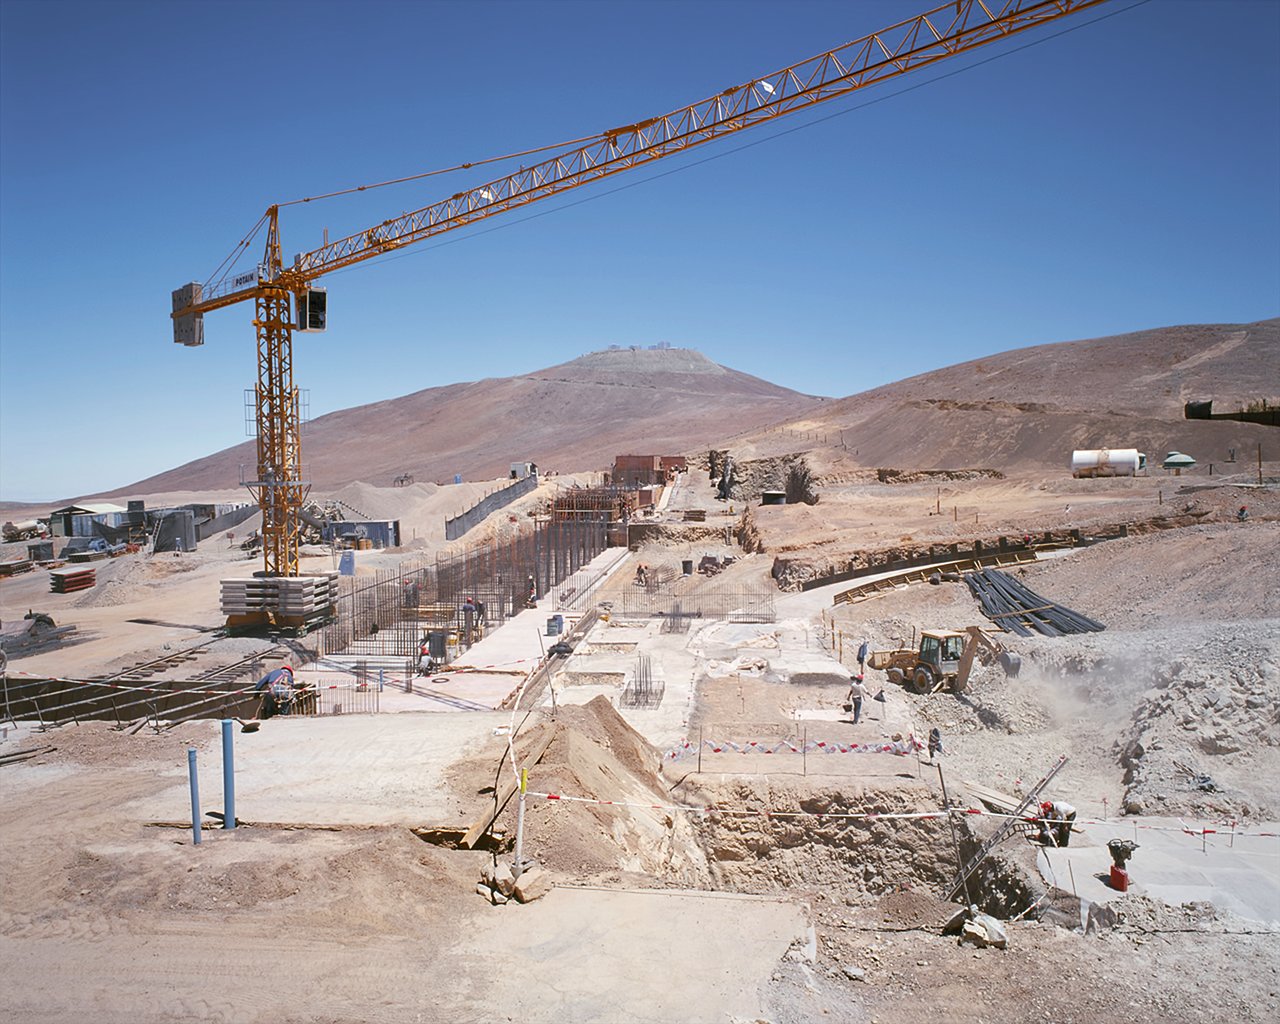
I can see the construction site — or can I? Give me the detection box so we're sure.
[2,2,1278,1023]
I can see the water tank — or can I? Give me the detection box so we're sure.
[1070,448,1145,478]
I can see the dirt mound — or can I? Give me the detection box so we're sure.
[1112,622,1280,818]
[21,720,213,768]
[872,889,958,930]
[489,698,711,884]
[550,695,661,781]
[1018,521,1280,628]
[29,826,467,943]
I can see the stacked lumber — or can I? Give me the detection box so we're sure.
[0,559,34,577]
[50,567,96,593]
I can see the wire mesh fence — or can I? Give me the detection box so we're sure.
[611,584,775,622]
[298,664,386,715]
[314,517,609,663]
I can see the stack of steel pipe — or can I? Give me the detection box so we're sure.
[966,569,1105,638]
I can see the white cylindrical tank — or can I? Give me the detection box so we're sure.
[1071,448,1145,478]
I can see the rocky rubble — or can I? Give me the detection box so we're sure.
[1114,623,1280,818]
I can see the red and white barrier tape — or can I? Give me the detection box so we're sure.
[664,735,925,760]
[519,790,1278,837]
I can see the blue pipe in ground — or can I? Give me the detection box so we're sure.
[221,719,236,830]
[187,747,201,845]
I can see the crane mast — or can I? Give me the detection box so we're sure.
[172,0,1109,582]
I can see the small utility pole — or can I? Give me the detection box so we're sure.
[514,768,528,877]
[937,764,973,906]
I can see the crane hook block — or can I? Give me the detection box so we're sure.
[171,282,204,347]
[295,287,327,333]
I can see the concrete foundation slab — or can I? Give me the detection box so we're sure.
[1037,817,1280,926]
[455,885,808,1023]
[129,713,503,826]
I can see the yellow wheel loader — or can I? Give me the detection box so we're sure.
[867,626,1020,694]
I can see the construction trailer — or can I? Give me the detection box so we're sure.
[659,456,687,478]
[612,455,687,489]
[47,503,128,538]
[322,520,401,549]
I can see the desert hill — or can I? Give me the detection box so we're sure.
[118,348,823,493]
[738,318,1279,472]
[113,319,1277,496]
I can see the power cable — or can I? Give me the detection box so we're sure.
[277,132,607,208]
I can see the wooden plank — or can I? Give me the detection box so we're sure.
[960,779,1023,814]
[460,726,556,849]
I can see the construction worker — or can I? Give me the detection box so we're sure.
[846,674,871,725]
[1238,505,1249,522]
[857,639,869,673]
[254,664,296,719]
[418,636,437,677]
[1037,800,1078,847]
[927,727,944,763]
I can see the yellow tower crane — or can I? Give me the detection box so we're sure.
[172,0,1109,582]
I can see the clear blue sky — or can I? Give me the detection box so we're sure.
[1,0,1277,501]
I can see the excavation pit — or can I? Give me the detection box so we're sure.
[558,669,627,688]
[677,776,1045,920]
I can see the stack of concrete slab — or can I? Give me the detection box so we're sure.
[276,574,340,619]
[220,573,339,620]
[220,577,280,616]
[50,566,96,593]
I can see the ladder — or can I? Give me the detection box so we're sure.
[945,755,1069,903]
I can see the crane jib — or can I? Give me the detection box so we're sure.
[168,0,1116,583]
[293,0,1110,281]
